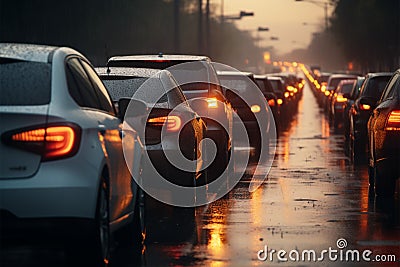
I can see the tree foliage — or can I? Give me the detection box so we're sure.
[330,0,400,72]
[0,0,261,69]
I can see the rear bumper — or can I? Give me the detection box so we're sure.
[0,159,99,219]
[0,211,94,243]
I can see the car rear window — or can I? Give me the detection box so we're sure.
[0,59,51,105]
[101,76,168,104]
[219,76,252,93]
[340,83,355,95]
[363,76,392,99]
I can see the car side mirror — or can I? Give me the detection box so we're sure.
[118,98,148,120]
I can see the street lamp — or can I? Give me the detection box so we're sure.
[223,10,254,20]
[295,0,329,30]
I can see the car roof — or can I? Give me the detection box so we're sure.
[217,70,253,77]
[338,79,357,84]
[0,43,58,63]
[108,54,210,63]
[365,72,393,78]
[329,74,357,79]
[96,67,163,78]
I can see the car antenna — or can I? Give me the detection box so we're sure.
[158,52,163,58]
[106,66,111,75]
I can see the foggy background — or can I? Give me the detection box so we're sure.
[0,0,399,73]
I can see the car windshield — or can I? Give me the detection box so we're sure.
[339,83,354,95]
[0,59,51,105]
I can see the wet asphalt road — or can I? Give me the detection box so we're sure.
[1,80,399,267]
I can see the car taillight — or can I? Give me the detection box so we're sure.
[267,99,275,107]
[359,104,371,111]
[324,90,330,96]
[284,92,290,98]
[147,116,182,132]
[206,97,218,108]
[385,110,400,131]
[4,124,81,161]
[277,98,283,105]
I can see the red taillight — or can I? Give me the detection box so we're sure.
[267,99,275,107]
[4,124,80,161]
[386,110,400,131]
[147,116,182,132]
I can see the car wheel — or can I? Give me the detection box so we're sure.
[115,187,146,249]
[374,166,396,197]
[207,133,229,183]
[67,178,110,267]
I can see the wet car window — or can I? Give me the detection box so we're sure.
[102,76,168,104]
[363,76,392,99]
[66,58,102,110]
[381,73,400,101]
[80,60,115,114]
[0,59,51,105]
[219,77,251,93]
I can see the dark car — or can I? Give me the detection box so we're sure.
[107,54,233,180]
[348,72,392,163]
[330,79,357,128]
[96,67,206,193]
[254,74,279,119]
[343,77,365,154]
[367,69,400,197]
[322,74,357,111]
[217,71,272,163]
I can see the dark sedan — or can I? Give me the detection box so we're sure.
[367,69,400,197]
[348,72,392,163]
[96,67,206,204]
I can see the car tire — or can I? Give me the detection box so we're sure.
[115,187,146,249]
[351,138,362,164]
[67,177,110,267]
[207,132,229,183]
[368,166,374,187]
[374,166,396,197]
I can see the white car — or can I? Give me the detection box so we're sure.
[0,43,145,266]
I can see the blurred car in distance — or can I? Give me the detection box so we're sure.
[330,79,357,128]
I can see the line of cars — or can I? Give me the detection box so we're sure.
[0,43,304,265]
[304,66,400,198]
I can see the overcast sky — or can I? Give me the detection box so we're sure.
[219,0,334,55]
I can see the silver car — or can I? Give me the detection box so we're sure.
[0,43,145,266]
